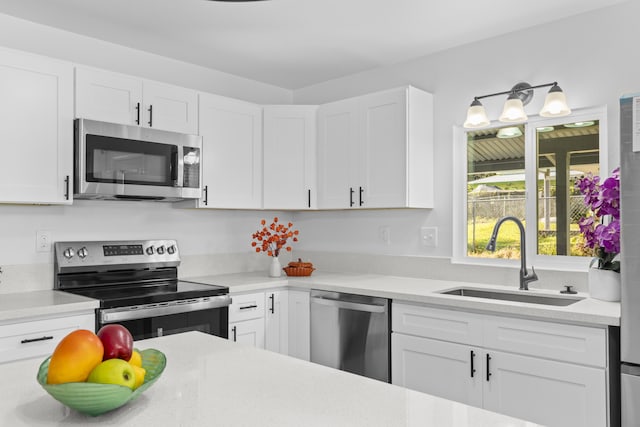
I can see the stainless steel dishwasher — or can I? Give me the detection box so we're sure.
[310,289,390,382]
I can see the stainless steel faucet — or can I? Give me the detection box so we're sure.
[485,216,538,290]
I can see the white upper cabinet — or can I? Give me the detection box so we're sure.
[195,92,262,209]
[317,86,433,209]
[0,48,73,204]
[75,67,198,134]
[263,105,318,210]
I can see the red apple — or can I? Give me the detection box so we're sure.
[97,324,133,361]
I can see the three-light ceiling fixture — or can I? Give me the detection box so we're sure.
[463,81,571,129]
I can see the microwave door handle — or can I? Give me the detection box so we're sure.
[175,148,183,187]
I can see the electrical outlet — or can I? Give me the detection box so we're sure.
[36,231,52,252]
[379,226,391,245]
[421,227,438,247]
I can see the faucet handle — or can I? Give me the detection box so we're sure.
[528,266,538,280]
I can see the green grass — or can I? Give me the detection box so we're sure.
[467,218,591,259]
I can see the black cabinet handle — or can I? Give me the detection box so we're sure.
[308,189,311,208]
[269,294,275,314]
[21,336,53,344]
[350,187,355,207]
[232,325,237,342]
[486,354,492,381]
[64,175,70,200]
[359,186,364,206]
[148,104,153,127]
[135,102,141,125]
[470,350,476,378]
[239,304,258,310]
[203,185,208,206]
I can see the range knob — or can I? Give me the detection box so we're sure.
[167,245,176,255]
[146,246,155,255]
[77,247,88,259]
[62,247,75,259]
[157,246,165,255]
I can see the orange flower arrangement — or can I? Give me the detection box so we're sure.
[251,217,299,257]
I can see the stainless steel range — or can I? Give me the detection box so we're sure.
[54,239,230,340]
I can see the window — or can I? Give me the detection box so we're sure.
[453,107,607,270]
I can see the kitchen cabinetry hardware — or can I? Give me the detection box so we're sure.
[232,325,237,342]
[239,305,258,310]
[64,175,70,200]
[20,336,53,344]
[470,350,476,377]
[148,104,153,127]
[350,187,355,207]
[308,189,311,208]
[486,354,491,381]
[269,294,275,314]
[359,186,364,206]
[135,102,140,125]
[203,185,208,206]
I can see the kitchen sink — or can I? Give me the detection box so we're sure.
[439,287,583,306]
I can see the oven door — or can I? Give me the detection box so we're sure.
[98,295,230,340]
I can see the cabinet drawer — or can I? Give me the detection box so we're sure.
[229,292,265,323]
[392,303,483,346]
[0,314,95,364]
[483,316,606,367]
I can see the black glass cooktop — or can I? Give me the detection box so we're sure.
[62,280,229,309]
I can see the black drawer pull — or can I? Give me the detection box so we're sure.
[359,186,364,206]
[21,335,53,344]
[350,187,355,207]
[148,104,153,127]
[135,102,141,125]
[64,175,70,200]
[232,325,237,342]
[470,350,476,378]
[239,304,258,310]
[486,354,492,381]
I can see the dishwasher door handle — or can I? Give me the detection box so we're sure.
[310,296,386,313]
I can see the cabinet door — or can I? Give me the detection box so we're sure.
[288,290,310,361]
[75,67,142,125]
[263,106,317,210]
[392,332,483,408]
[483,350,606,427]
[143,81,198,134]
[265,290,288,354]
[358,88,407,208]
[198,93,262,209]
[0,48,73,204]
[316,98,358,209]
[229,318,265,349]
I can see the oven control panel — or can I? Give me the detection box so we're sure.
[54,239,180,271]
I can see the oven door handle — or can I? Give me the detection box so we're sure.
[100,295,232,323]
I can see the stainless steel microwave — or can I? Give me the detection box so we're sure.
[74,119,202,201]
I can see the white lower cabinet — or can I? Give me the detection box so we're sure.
[229,289,310,360]
[228,292,265,349]
[265,290,289,354]
[229,317,265,349]
[0,313,95,364]
[391,303,609,427]
[287,290,310,361]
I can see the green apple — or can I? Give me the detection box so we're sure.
[87,359,135,389]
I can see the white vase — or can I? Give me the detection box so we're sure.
[588,267,621,302]
[269,256,281,278]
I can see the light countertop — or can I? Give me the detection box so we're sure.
[0,290,99,323]
[185,271,621,327]
[1,331,542,426]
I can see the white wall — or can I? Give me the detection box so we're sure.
[292,1,640,258]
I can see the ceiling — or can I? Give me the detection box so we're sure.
[0,0,627,89]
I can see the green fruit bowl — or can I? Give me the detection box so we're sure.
[37,348,166,417]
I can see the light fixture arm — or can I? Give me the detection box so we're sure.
[474,81,557,104]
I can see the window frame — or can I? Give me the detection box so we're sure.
[452,106,608,272]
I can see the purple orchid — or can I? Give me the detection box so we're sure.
[574,167,620,272]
